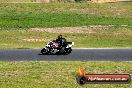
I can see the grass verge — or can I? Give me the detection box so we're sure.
[0,3,132,28]
[0,2,132,48]
[0,26,132,48]
[0,61,132,88]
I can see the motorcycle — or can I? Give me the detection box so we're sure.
[41,41,74,55]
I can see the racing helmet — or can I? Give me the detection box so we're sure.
[57,35,62,39]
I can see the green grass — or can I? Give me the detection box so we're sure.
[1,12,132,28]
[0,3,132,28]
[0,3,132,48]
[0,0,31,2]
[0,3,132,88]
[0,61,132,88]
[0,26,132,48]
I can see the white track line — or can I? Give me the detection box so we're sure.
[32,48,132,50]
[73,48,132,49]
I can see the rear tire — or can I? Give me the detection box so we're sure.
[65,48,72,55]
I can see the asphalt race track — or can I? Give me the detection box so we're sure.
[0,49,132,61]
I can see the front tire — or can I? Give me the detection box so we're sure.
[41,48,48,54]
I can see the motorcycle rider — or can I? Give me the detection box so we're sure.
[55,35,67,49]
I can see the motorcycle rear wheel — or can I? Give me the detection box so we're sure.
[65,48,72,55]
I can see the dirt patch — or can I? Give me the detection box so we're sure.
[91,0,130,3]
[29,26,112,34]
[22,38,48,42]
[23,26,113,42]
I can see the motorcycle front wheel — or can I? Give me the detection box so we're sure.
[41,48,48,54]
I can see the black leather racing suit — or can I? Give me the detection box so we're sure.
[56,38,67,49]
